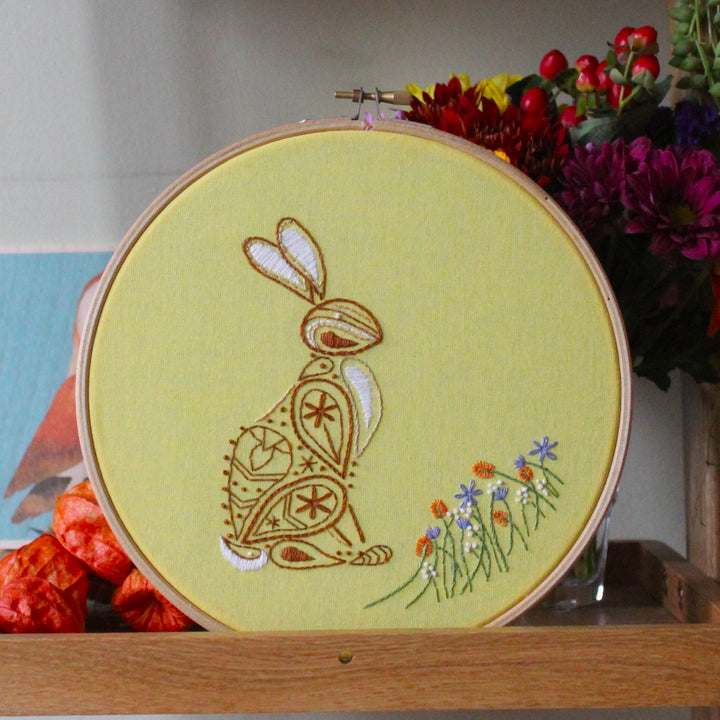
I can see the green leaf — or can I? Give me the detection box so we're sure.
[690,74,710,90]
[676,76,693,89]
[608,67,629,85]
[669,55,687,68]
[681,56,704,72]
[672,38,695,56]
[709,81,720,97]
[569,115,619,145]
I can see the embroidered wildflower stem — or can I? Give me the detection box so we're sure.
[365,436,564,611]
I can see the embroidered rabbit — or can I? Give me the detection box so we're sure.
[219,217,391,571]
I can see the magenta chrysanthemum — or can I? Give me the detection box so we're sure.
[557,140,633,245]
[622,141,720,260]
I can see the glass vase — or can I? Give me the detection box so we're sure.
[542,498,614,611]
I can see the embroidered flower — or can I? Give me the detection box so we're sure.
[493,510,509,527]
[515,487,530,505]
[464,540,479,554]
[430,499,448,519]
[456,517,471,530]
[421,561,438,580]
[529,436,558,463]
[518,465,534,483]
[454,480,483,508]
[415,535,434,558]
[536,476,549,497]
[472,460,495,479]
[514,454,526,470]
[494,486,509,501]
[426,526,441,540]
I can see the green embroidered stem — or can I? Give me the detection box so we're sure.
[364,556,425,609]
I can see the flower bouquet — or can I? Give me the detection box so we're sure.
[398,0,720,392]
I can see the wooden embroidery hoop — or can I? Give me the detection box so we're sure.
[77,117,632,631]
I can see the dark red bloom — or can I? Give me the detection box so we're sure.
[403,77,568,187]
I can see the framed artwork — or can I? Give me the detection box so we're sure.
[0,247,112,548]
[78,119,631,630]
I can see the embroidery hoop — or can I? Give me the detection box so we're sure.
[77,117,631,631]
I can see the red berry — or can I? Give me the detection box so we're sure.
[520,86,549,115]
[613,26,635,64]
[539,49,568,80]
[559,105,586,128]
[576,69,600,93]
[628,25,658,54]
[607,82,632,109]
[596,60,611,92]
[632,54,660,79]
[575,55,599,73]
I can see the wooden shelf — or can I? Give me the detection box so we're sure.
[1,541,720,715]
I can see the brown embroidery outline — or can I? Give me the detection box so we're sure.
[221,218,391,571]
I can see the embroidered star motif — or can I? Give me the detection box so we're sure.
[265,515,281,529]
[298,455,317,473]
[295,486,334,520]
[302,392,338,428]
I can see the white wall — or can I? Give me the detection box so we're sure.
[0,1,689,718]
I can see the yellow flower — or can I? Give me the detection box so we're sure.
[493,149,511,163]
[474,73,522,114]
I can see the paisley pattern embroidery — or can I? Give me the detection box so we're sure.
[366,437,564,609]
[220,218,391,570]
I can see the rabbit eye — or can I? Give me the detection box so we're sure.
[321,331,358,350]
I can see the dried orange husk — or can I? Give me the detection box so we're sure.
[0,576,87,633]
[112,569,195,632]
[0,535,88,632]
[52,480,133,585]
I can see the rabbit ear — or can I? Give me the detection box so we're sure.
[243,236,315,303]
[276,218,326,302]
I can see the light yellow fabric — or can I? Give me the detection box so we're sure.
[85,126,624,630]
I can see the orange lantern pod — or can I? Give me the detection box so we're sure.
[112,569,195,632]
[52,480,133,585]
[0,534,88,632]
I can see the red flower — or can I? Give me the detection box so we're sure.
[403,77,568,187]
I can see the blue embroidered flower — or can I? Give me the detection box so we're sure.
[494,486,509,501]
[456,517,471,529]
[454,480,482,508]
[514,454,526,470]
[426,526,441,539]
[529,436,558,462]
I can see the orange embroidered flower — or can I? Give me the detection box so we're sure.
[518,465,534,483]
[415,536,434,558]
[430,499,448,518]
[493,510,509,527]
[472,461,495,479]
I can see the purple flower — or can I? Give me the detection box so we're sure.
[494,486,509,501]
[622,140,720,260]
[674,99,720,148]
[556,140,634,246]
[454,480,482,508]
[514,454,526,470]
[456,518,471,529]
[529,436,558,462]
[426,526,441,539]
